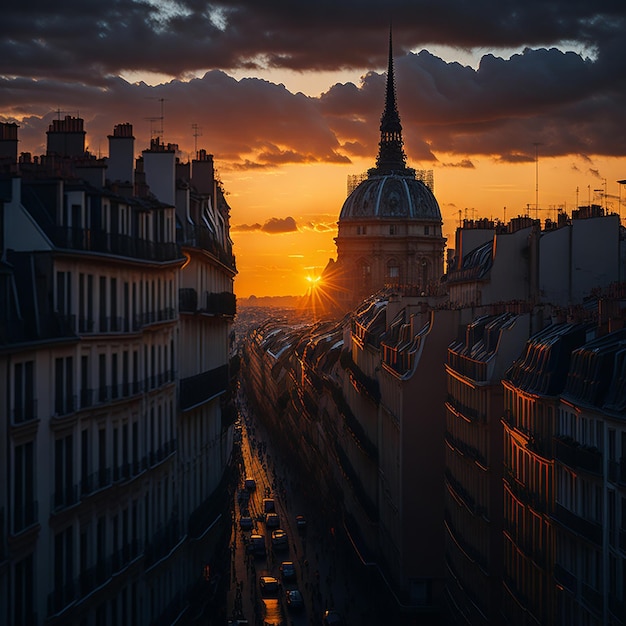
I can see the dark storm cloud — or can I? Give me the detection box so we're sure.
[1,0,626,165]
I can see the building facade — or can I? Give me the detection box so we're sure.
[0,117,236,626]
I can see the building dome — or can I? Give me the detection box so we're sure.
[339,173,442,221]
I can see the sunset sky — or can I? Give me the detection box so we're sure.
[2,1,625,297]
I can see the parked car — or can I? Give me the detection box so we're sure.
[295,514,307,531]
[263,498,275,514]
[244,478,256,491]
[259,575,279,595]
[265,512,280,528]
[239,515,253,530]
[286,588,304,610]
[279,560,296,581]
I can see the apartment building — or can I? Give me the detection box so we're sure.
[0,117,236,625]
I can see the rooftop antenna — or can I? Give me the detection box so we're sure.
[533,142,541,220]
[144,96,166,141]
[192,123,203,158]
[618,179,626,226]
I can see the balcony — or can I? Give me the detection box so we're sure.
[80,468,112,496]
[179,364,229,411]
[144,517,181,567]
[503,469,548,513]
[135,308,176,327]
[340,350,380,403]
[179,287,198,312]
[177,223,236,270]
[608,459,626,487]
[554,563,577,593]
[582,582,602,615]
[12,399,38,424]
[204,291,236,316]
[12,500,38,534]
[447,349,490,382]
[554,437,602,475]
[52,484,79,512]
[554,503,602,545]
[48,226,183,262]
[47,579,75,616]
[54,394,76,417]
[446,394,484,423]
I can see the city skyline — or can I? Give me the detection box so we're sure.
[2,0,626,297]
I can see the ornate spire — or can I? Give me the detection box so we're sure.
[371,28,410,177]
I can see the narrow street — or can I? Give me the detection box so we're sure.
[225,384,385,626]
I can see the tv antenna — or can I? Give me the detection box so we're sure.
[144,97,167,140]
[191,123,203,158]
[533,142,541,220]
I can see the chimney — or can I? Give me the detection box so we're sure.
[107,123,135,186]
[191,149,215,195]
[142,137,176,206]
[46,115,86,157]
[0,122,19,165]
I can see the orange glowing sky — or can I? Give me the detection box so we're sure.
[2,2,625,298]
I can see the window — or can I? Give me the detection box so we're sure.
[54,356,74,415]
[99,276,107,332]
[424,226,430,235]
[13,442,35,531]
[389,225,396,235]
[111,353,119,399]
[53,527,73,608]
[14,554,34,626]
[56,271,72,316]
[80,355,91,408]
[98,428,107,487]
[98,354,107,402]
[110,277,118,331]
[13,360,35,423]
[54,435,74,509]
[81,429,89,493]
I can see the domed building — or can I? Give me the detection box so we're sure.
[322,33,446,312]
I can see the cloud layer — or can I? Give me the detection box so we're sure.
[2,1,625,170]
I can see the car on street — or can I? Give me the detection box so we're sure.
[249,533,266,556]
[259,575,280,595]
[271,529,288,549]
[244,478,256,491]
[279,560,296,581]
[286,588,304,610]
[263,498,275,514]
[265,512,280,528]
[239,515,253,530]
[295,514,307,531]
[322,609,343,625]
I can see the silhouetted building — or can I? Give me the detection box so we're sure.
[321,32,446,313]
